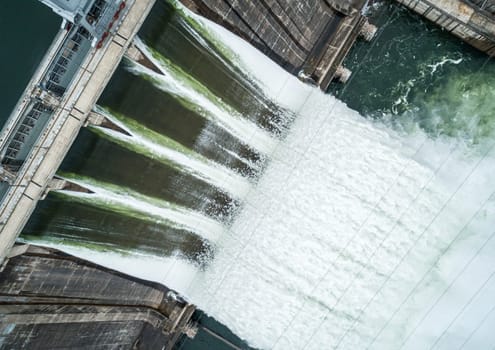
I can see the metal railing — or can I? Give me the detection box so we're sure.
[2,102,52,171]
[45,26,92,96]
[463,0,495,16]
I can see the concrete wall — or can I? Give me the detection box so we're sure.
[395,0,495,55]
[181,0,370,89]
[0,306,171,349]
[0,245,196,350]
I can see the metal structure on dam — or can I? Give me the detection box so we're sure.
[0,0,157,263]
[394,0,495,55]
[0,0,494,348]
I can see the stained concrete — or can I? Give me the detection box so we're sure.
[0,245,196,350]
[395,0,495,55]
[180,0,372,89]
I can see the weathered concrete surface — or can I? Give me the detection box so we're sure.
[0,311,167,349]
[180,0,371,89]
[0,245,196,349]
[395,0,495,55]
[0,0,156,264]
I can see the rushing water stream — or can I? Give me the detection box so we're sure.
[19,1,495,349]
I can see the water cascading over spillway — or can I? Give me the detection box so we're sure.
[186,89,495,350]
[90,107,252,198]
[127,38,278,154]
[55,174,224,243]
[24,2,495,349]
[173,9,495,350]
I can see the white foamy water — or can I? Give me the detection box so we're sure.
[184,83,495,349]
[93,108,252,198]
[427,57,463,75]
[129,38,278,154]
[159,21,495,346]
[46,8,495,349]
[57,176,225,243]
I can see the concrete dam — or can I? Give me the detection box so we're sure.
[0,0,375,264]
[1,0,495,349]
[0,0,374,348]
[0,245,196,349]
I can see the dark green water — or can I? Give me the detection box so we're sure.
[331,2,495,143]
[0,2,59,124]
[176,311,254,350]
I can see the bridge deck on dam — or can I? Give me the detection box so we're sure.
[0,0,156,263]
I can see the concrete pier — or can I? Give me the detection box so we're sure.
[0,0,156,264]
[395,0,495,55]
[0,244,196,349]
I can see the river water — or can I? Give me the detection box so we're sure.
[12,1,495,349]
[0,2,59,124]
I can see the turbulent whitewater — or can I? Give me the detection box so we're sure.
[185,83,495,349]
[169,14,495,350]
[32,3,495,350]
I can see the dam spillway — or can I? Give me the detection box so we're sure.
[179,0,377,88]
[0,0,375,348]
[0,0,372,264]
[1,0,495,349]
